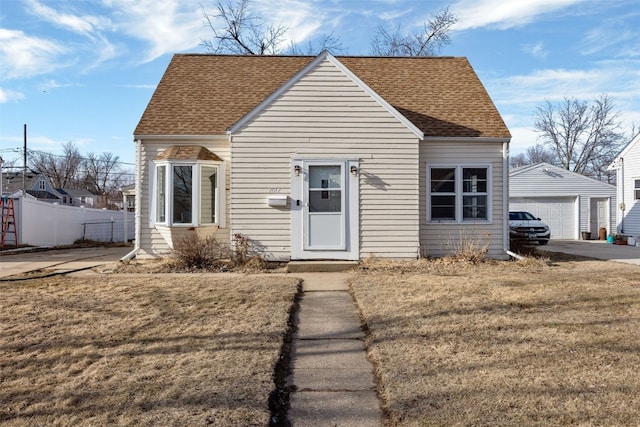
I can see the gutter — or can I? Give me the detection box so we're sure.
[121,139,142,261]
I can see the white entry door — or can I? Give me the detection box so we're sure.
[291,159,359,260]
[306,164,345,250]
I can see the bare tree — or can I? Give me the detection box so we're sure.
[371,7,457,56]
[534,95,624,182]
[201,0,289,54]
[81,152,128,207]
[28,142,83,189]
[286,31,345,55]
[510,144,558,169]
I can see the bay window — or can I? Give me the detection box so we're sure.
[153,161,222,227]
[428,165,491,222]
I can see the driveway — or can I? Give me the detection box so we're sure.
[0,246,132,279]
[542,240,640,265]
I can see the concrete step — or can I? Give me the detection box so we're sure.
[287,260,359,273]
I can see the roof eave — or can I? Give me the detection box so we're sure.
[133,134,229,141]
[422,136,511,143]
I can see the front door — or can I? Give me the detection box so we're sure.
[590,198,609,236]
[291,159,359,260]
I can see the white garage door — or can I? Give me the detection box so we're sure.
[510,197,576,239]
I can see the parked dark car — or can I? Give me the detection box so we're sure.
[509,211,551,245]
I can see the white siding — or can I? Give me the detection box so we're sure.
[510,163,616,239]
[231,58,420,260]
[137,139,230,259]
[617,139,640,236]
[420,140,507,259]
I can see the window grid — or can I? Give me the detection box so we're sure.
[428,165,490,222]
[153,162,221,227]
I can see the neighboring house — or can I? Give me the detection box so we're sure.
[510,163,616,240]
[2,172,61,202]
[120,183,136,212]
[609,132,640,237]
[56,188,98,208]
[132,51,511,261]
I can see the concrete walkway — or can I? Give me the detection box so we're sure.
[288,273,382,426]
[0,246,132,278]
[542,239,640,265]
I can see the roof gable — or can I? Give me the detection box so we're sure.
[228,51,423,138]
[609,131,640,169]
[510,162,616,190]
[135,53,510,139]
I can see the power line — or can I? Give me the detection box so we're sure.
[5,147,136,166]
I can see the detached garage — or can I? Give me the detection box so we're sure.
[510,163,616,240]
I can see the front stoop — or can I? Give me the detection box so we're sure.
[287,260,359,273]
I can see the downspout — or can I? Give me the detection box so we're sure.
[121,139,142,261]
[620,157,624,234]
[502,140,523,260]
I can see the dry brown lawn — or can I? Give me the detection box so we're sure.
[0,274,299,426]
[350,256,640,426]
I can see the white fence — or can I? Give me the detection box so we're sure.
[8,196,135,247]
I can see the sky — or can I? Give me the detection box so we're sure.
[1,0,639,171]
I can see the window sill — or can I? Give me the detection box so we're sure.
[428,220,492,224]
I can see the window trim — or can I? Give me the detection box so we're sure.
[427,164,492,223]
[151,159,225,228]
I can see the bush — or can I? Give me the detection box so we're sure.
[171,232,231,270]
[232,233,264,266]
[441,230,491,263]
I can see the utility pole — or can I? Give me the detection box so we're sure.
[0,155,4,199]
[23,124,27,193]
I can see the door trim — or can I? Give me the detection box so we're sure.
[291,158,359,260]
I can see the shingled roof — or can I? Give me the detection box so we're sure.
[135,54,510,139]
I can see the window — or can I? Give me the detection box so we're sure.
[153,161,222,227]
[428,165,490,222]
[172,165,192,223]
[38,180,45,190]
[200,166,217,224]
[156,165,166,222]
[635,179,640,200]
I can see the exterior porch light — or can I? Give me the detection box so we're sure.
[350,165,358,175]
[294,165,301,176]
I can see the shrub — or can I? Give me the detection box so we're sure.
[441,230,491,263]
[232,233,264,266]
[171,232,231,270]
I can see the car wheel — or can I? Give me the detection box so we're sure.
[538,240,549,246]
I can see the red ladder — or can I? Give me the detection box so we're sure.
[1,198,18,249]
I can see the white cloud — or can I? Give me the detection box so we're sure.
[0,87,25,103]
[265,1,323,48]
[452,0,588,31]
[39,79,80,92]
[582,27,639,57]
[507,126,541,155]
[486,59,640,152]
[522,41,548,59]
[25,0,112,34]
[489,67,626,106]
[104,0,208,63]
[25,0,117,66]
[0,28,68,79]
